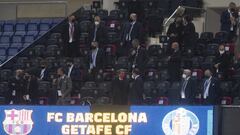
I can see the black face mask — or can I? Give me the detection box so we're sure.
[41,66,45,69]
[91,46,97,49]
[230,8,236,13]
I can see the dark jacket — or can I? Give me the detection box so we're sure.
[112,78,129,105]
[88,48,105,70]
[89,23,108,46]
[179,77,197,104]
[183,22,196,48]
[129,76,144,105]
[129,46,148,71]
[121,21,143,43]
[202,77,220,105]
[66,65,81,81]
[214,52,231,76]
[167,22,184,43]
[220,10,238,32]
[62,22,80,44]
[168,50,181,81]
[8,77,27,104]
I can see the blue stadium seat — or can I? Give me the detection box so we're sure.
[0,55,6,62]
[52,18,63,24]
[7,47,19,56]
[39,23,50,31]
[17,19,29,24]
[0,48,6,56]
[40,18,53,24]
[29,19,41,24]
[15,23,26,31]
[11,43,23,49]
[0,36,10,43]
[27,23,38,31]
[24,35,35,43]
[2,23,14,36]
[11,35,22,43]
[26,31,38,36]
[15,31,26,36]
[0,43,10,49]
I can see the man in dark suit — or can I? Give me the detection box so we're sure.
[25,69,39,105]
[62,15,80,57]
[7,69,27,104]
[112,69,129,105]
[53,67,72,105]
[179,69,197,104]
[120,13,143,56]
[129,39,148,72]
[168,42,181,82]
[214,44,231,79]
[201,69,220,105]
[38,60,51,81]
[182,15,196,49]
[220,2,238,42]
[128,68,144,105]
[66,59,81,81]
[167,16,184,45]
[89,15,108,48]
[88,42,105,78]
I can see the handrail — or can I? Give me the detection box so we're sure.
[0,1,67,4]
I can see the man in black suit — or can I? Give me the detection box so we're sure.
[112,69,129,105]
[179,69,196,104]
[62,15,80,57]
[214,44,232,79]
[129,39,148,72]
[66,59,81,81]
[25,69,39,105]
[168,42,181,82]
[89,16,108,48]
[88,42,105,78]
[38,60,51,81]
[128,68,144,105]
[201,69,220,105]
[167,16,184,45]
[182,15,196,49]
[7,69,27,104]
[120,13,143,56]
[220,2,238,42]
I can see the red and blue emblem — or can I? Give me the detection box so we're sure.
[3,109,33,135]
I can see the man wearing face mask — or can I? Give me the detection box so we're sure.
[38,60,51,81]
[214,44,231,79]
[7,69,27,104]
[128,68,144,105]
[179,69,196,105]
[88,41,105,79]
[120,13,143,55]
[167,16,184,45]
[168,42,181,82]
[128,39,148,72]
[201,69,220,105]
[89,16,107,48]
[220,2,239,42]
[112,69,129,105]
[66,59,81,81]
[62,15,80,57]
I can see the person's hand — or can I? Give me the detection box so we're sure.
[120,42,124,46]
[131,50,136,56]
[214,63,220,68]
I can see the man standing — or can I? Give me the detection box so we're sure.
[128,68,144,105]
[89,16,107,48]
[220,2,239,42]
[38,60,51,81]
[129,39,148,72]
[8,69,27,104]
[121,13,143,55]
[66,59,81,81]
[201,69,220,105]
[179,69,196,104]
[168,42,181,82]
[62,15,80,57]
[53,67,72,105]
[112,69,129,105]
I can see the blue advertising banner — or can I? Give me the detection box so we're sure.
[0,106,213,135]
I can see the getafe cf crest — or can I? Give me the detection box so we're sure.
[162,108,200,135]
[3,109,33,135]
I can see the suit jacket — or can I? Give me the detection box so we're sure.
[121,21,143,43]
[89,24,108,46]
[8,77,27,104]
[129,47,148,71]
[112,78,129,105]
[129,76,144,105]
[67,65,81,81]
[88,48,105,70]
[179,77,197,104]
[27,76,39,104]
[220,10,238,32]
[167,22,184,43]
[183,22,196,48]
[202,77,220,105]
[214,52,231,74]
[168,50,181,81]
[38,67,51,81]
[62,22,80,44]
[56,75,72,98]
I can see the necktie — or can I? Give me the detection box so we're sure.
[203,79,210,99]
[69,23,74,43]
[132,47,139,68]
[93,26,98,42]
[181,80,188,99]
[40,69,45,79]
[126,23,134,41]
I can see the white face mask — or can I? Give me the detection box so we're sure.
[182,74,187,79]
[219,50,225,54]
[95,21,99,25]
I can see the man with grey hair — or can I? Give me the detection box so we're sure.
[120,13,143,56]
[179,69,197,104]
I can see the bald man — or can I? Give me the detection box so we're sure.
[120,13,143,55]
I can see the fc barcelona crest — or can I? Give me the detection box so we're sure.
[3,109,33,135]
